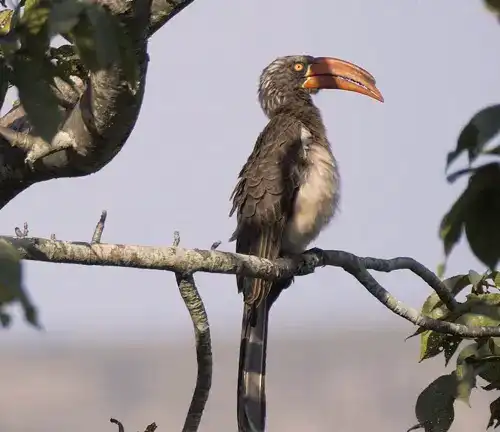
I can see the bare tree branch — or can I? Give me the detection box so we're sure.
[14,222,28,238]
[110,418,125,432]
[110,418,157,432]
[91,210,107,244]
[172,231,212,432]
[176,274,212,432]
[148,0,196,36]
[2,231,500,338]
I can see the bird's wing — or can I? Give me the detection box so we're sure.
[230,114,304,304]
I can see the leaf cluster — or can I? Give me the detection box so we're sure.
[0,239,38,328]
[411,273,500,431]
[439,105,500,275]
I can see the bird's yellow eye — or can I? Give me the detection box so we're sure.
[293,63,304,72]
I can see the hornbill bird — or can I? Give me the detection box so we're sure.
[229,55,383,431]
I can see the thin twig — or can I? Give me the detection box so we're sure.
[91,210,107,244]
[14,222,28,238]
[324,250,494,338]
[172,232,212,432]
[110,418,125,432]
[359,255,459,312]
[144,423,158,432]
[109,418,157,432]
[173,230,180,247]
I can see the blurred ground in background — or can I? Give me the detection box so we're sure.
[0,329,491,431]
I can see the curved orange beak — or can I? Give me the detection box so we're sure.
[303,57,384,102]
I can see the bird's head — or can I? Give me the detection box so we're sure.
[258,55,383,117]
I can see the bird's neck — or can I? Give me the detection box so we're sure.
[259,88,313,119]
[262,94,327,139]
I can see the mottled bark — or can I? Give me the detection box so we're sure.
[3,232,500,338]
[0,0,197,210]
[172,231,212,432]
[176,273,212,432]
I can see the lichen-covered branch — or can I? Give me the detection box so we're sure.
[148,0,196,36]
[3,232,500,338]
[175,273,212,432]
[171,231,212,432]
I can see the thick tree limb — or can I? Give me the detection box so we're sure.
[0,0,197,210]
[3,232,500,338]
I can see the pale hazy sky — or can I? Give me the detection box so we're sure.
[0,0,498,341]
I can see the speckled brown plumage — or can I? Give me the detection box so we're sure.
[229,54,382,432]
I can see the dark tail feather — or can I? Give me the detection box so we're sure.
[237,298,270,432]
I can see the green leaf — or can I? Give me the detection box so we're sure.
[447,105,500,170]
[468,269,483,287]
[48,0,84,36]
[0,58,10,112]
[413,374,456,432]
[0,239,22,304]
[84,4,120,69]
[10,53,63,143]
[456,342,479,362]
[0,9,14,36]
[441,163,500,270]
[477,359,500,387]
[466,293,500,306]
[439,191,471,261]
[69,3,122,73]
[488,397,500,429]
[456,301,500,328]
[20,1,50,35]
[24,0,40,11]
[454,366,476,406]
[408,275,469,343]
[463,338,500,388]
[0,239,39,328]
[68,2,138,89]
[493,271,500,288]
[463,163,500,270]
[437,262,446,279]
[485,0,500,16]
[419,330,462,363]
[455,344,479,406]
[444,338,463,366]
[421,275,470,319]
[484,144,500,157]
[0,308,11,327]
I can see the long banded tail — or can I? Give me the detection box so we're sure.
[237,298,270,432]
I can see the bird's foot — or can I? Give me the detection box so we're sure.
[303,247,328,267]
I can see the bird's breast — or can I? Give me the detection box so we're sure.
[282,127,340,254]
